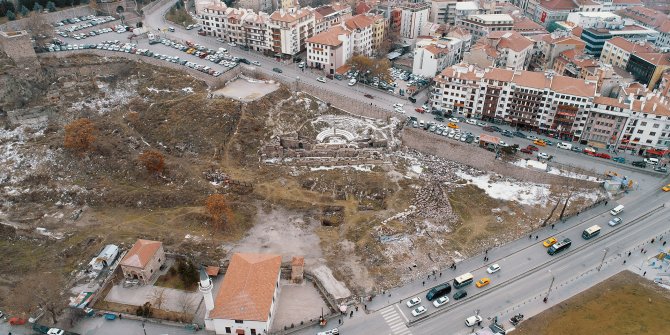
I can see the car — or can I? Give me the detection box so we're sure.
[513,131,527,138]
[228,42,237,47]
[47,329,65,335]
[453,290,467,300]
[632,161,647,168]
[543,237,557,247]
[501,130,513,137]
[596,153,612,159]
[654,166,668,173]
[465,315,483,327]
[466,119,477,125]
[533,139,547,146]
[490,126,502,132]
[448,117,460,123]
[316,328,340,335]
[393,103,404,108]
[348,79,357,86]
[662,184,670,192]
[475,277,491,288]
[251,60,261,66]
[527,145,539,151]
[477,121,487,127]
[538,152,550,159]
[316,76,326,83]
[168,26,175,32]
[272,67,283,73]
[486,264,500,274]
[571,146,582,152]
[447,122,459,129]
[644,158,659,165]
[520,148,532,154]
[527,135,538,140]
[411,306,427,317]
[298,61,305,68]
[432,295,449,308]
[612,157,626,163]
[608,217,623,227]
[406,297,422,308]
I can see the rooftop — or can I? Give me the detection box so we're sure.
[496,31,534,52]
[468,14,514,23]
[605,37,657,54]
[120,239,162,269]
[344,14,375,30]
[210,253,282,321]
[307,25,350,47]
[538,0,578,11]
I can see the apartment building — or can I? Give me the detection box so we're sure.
[657,21,670,50]
[313,3,353,34]
[599,36,657,69]
[456,14,514,41]
[370,14,386,53]
[306,26,352,74]
[580,25,658,56]
[344,14,375,56]
[412,36,462,77]
[269,8,316,56]
[428,0,479,25]
[432,65,596,140]
[552,49,599,77]
[626,52,670,89]
[198,2,272,52]
[582,96,631,148]
[399,2,431,45]
[464,31,534,71]
[620,93,670,153]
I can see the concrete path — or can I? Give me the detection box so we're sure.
[105,284,200,313]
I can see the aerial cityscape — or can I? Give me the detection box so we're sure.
[0,0,669,334]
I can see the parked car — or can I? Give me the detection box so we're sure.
[632,161,647,168]
[520,148,532,154]
[533,139,547,146]
[465,315,483,327]
[513,131,527,138]
[526,135,538,141]
[527,145,539,151]
[596,153,611,159]
[432,295,450,308]
[316,328,339,335]
[447,122,459,129]
[406,297,421,308]
[316,76,326,83]
[571,146,582,152]
[466,119,477,125]
[482,126,495,132]
[411,306,427,317]
[645,158,659,165]
[538,152,550,159]
[272,67,283,73]
[477,121,487,127]
[612,157,626,163]
[654,166,668,173]
[501,130,513,137]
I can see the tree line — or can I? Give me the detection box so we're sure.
[1,0,88,19]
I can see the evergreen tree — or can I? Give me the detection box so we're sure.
[19,5,29,16]
[46,1,55,12]
[33,2,42,12]
[6,9,15,20]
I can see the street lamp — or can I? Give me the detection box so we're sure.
[598,248,609,272]
[545,269,554,301]
[295,76,300,91]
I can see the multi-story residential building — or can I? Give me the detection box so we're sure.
[198,2,272,53]
[429,0,479,25]
[615,6,668,31]
[412,36,463,77]
[526,0,578,27]
[456,14,514,41]
[370,14,386,53]
[552,49,599,77]
[464,31,534,70]
[432,64,597,140]
[580,25,659,56]
[599,36,657,69]
[512,14,548,36]
[625,52,670,89]
[582,96,631,148]
[280,0,298,9]
[656,21,670,50]
[534,31,586,69]
[344,14,375,56]
[447,27,473,51]
[607,0,643,11]
[313,3,353,34]
[306,25,352,75]
[237,0,273,13]
[269,7,316,56]
[620,93,670,153]
[399,2,431,45]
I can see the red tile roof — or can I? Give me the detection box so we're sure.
[344,14,375,30]
[496,32,533,52]
[307,26,350,46]
[594,96,627,109]
[550,75,596,97]
[606,37,657,54]
[210,253,282,321]
[538,0,578,10]
[120,239,162,268]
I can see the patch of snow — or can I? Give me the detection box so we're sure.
[456,171,551,207]
[146,87,172,93]
[182,87,194,93]
[547,167,602,182]
[410,165,423,174]
[309,165,373,172]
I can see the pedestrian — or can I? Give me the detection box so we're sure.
[536,235,539,240]
[605,200,608,206]
[485,249,488,254]
[663,241,667,246]
[350,311,353,318]
[643,271,646,276]
[364,304,367,310]
[338,319,342,325]
[623,260,626,264]
[439,272,442,277]
[543,297,548,303]
[427,275,430,280]
[644,250,647,254]
[529,234,532,239]
[641,248,644,253]
[651,238,655,244]
[628,251,631,257]
[355,306,359,312]
[422,281,425,286]
[551,224,555,229]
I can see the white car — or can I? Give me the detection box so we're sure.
[395,109,406,114]
[448,131,456,138]
[448,117,460,123]
[486,263,501,274]
[527,135,538,141]
[393,103,404,108]
[406,297,421,308]
[316,328,339,335]
[47,329,65,335]
[477,121,487,127]
[465,315,483,327]
[316,76,326,83]
[251,60,261,66]
[538,152,549,159]
[348,79,357,86]
[466,119,477,125]
[432,296,449,308]
[228,42,237,47]
[411,306,427,317]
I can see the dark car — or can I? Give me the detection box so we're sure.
[426,283,452,301]
[272,67,283,73]
[527,145,539,151]
[520,148,533,154]
[571,146,582,152]
[434,116,445,122]
[490,125,502,132]
[632,161,647,168]
[334,74,343,80]
[408,96,417,103]
[501,130,513,137]
[238,58,250,64]
[453,290,467,300]
[293,57,302,63]
[482,126,495,132]
[512,131,526,138]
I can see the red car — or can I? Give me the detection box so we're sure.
[527,145,539,151]
[415,108,425,113]
[520,148,533,154]
[597,153,611,159]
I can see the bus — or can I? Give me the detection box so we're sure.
[547,238,572,255]
[582,225,601,240]
[426,283,451,301]
[453,273,474,289]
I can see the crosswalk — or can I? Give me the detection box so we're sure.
[379,305,413,335]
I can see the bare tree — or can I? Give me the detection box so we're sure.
[25,12,54,45]
[177,292,196,315]
[150,288,167,310]
[7,273,67,324]
[541,198,561,227]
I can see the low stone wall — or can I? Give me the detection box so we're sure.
[0,6,95,32]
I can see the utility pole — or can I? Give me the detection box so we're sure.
[598,248,609,271]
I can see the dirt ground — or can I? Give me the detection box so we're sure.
[513,271,670,335]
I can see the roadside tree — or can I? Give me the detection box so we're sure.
[8,272,68,324]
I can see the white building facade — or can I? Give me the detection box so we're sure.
[399,2,431,45]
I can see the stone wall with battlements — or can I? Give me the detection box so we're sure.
[0,31,38,67]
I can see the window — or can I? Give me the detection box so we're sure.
[234,320,244,324]
[225,327,231,334]
[251,330,257,335]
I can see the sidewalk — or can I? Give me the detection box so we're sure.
[365,201,613,312]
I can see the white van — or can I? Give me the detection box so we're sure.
[644,158,659,165]
[557,142,572,150]
[610,205,624,216]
